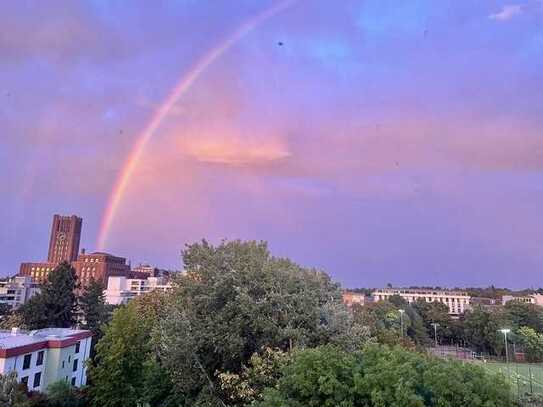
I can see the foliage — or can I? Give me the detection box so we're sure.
[516,326,543,362]
[218,348,291,405]
[463,305,510,355]
[46,381,87,407]
[157,240,366,405]
[412,299,455,345]
[0,372,29,406]
[88,293,178,407]
[504,301,543,332]
[20,262,78,329]
[353,298,427,347]
[0,312,26,331]
[79,279,107,335]
[255,345,513,407]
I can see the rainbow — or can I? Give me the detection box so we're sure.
[97,0,296,250]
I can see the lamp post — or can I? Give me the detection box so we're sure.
[500,329,511,363]
[399,309,405,337]
[431,323,440,348]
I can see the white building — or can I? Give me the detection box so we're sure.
[0,276,40,309]
[372,288,470,316]
[105,276,173,305]
[502,294,543,306]
[0,328,92,392]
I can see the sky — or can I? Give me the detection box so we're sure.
[1,0,542,288]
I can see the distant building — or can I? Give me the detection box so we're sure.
[0,328,92,392]
[105,275,173,305]
[20,214,131,289]
[47,215,82,264]
[132,263,156,276]
[342,291,365,307]
[0,276,40,309]
[71,251,131,288]
[502,294,543,306]
[372,288,470,316]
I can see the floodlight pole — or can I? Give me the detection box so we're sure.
[399,309,405,338]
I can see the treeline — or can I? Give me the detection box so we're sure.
[352,293,543,361]
[350,285,543,299]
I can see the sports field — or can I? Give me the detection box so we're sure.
[479,362,543,396]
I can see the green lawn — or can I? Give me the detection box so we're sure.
[478,362,543,396]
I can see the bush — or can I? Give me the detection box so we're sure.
[256,344,513,407]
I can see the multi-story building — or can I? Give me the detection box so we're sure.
[47,215,82,264]
[372,288,470,316]
[105,275,173,305]
[342,291,365,307]
[502,294,543,306]
[0,276,40,309]
[20,214,131,289]
[0,328,92,392]
[71,251,131,288]
[20,214,83,284]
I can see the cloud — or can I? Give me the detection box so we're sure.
[489,4,522,21]
[181,136,291,166]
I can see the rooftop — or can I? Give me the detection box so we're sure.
[0,328,91,350]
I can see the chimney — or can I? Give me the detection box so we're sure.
[11,327,19,336]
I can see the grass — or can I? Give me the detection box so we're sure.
[478,361,543,396]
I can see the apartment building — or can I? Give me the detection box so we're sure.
[372,288,470,316]
[0,276,40,309]
[105,275,173,305]
[502,294,543,306]
[0,328,92,392]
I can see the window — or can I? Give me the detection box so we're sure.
[36,351,44,366]
[21,376,28,386]
[73,359,78,372]
[33,372,41,388]
[23,354,31,370]
[75,341,80,353]
[62,361,65,368]
[68,355,71,362]
[71,377,76,386]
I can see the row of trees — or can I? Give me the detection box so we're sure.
[352,291,543,361]
[86,240,513,406]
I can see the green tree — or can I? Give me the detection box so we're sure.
[218,348,291,405]
[256,345,513,407]
[516,326,543,362]
[412,299,455,345]
[46,381,87,407]
[0,372,29,406]
[88,292,179,407]
[20,262,78,329]
[504,301,543,332]
[157,240,365,405]
[79,279,107,334]
[463,306,510,355]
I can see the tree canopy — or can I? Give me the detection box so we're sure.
[20,262,78,329]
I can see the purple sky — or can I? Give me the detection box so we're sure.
[1,0,543,288]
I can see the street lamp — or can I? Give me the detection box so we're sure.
[431,323,440,348]
[399,309,405,337]
[500,329,511,363]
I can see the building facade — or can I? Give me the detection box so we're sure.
[105,275,173,305]
[342,291,365,307]
[71,251,131,288]
[502,294,543,306]
[372,288,470,316]
[47,215,82,264]
[0,276,40,309]
[0,328,92,392]
[20,214,131,289]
